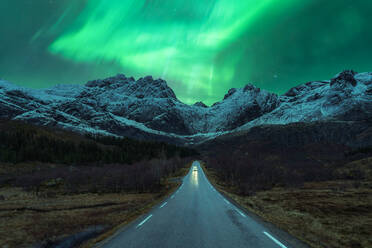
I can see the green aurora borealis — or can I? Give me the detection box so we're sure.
[1,0,371,105]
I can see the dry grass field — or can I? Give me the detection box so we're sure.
[202,159,372,248]
[0,162,192,248]
[0,188,158,247]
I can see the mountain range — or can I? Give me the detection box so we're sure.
[0,70,371,146]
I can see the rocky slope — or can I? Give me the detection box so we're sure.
[238,70,372,130]
[0,70,371,145]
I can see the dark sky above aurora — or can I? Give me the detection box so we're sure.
[0,1,371,105]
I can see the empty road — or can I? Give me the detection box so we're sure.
[98,161,307,248]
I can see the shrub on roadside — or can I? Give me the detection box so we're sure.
[205,151,336,195]
[5,157,190,194]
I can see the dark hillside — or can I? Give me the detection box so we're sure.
[0,120,198,165]
[199,121,372,248]
[198,121,372,194]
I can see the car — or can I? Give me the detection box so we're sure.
[193,167,197,171]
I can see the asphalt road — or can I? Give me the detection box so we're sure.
[98,161,307,248]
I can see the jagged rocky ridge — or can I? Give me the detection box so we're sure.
[0,70,371,145]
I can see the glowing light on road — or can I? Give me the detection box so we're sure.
[191,169,199,187]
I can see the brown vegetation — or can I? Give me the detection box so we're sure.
[199,122,372,248]
[0,121,196,247]
[0,159,192,248]
[202,157,372,248]
[0,188,155,248]
[1,158,189,194]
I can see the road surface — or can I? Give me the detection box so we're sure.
[98,161,307,248]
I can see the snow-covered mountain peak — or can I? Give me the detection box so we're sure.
[217,84,279,110]
[85,74,177,100]
[0,70,370,145]
[136,76,177,99]
[223,88,238,100]
[330,70,357,88]
[238,70,372,131]
[243,83,260,92]
[193,101,208,108]
[355,72,372,85]
[85,74,134,88]
[0,80,22,91]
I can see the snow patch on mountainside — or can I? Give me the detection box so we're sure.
[238,70,372,131]
[0,70,371,144]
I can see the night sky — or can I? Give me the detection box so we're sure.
[1,1,371,105]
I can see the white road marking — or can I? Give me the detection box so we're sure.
[159,202,167,208]
[136,215,153,228]
[224,199,230,205]
[263,231,288,248]
[171,195,175,199]
[236,209,246,218]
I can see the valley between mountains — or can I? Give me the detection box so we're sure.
[0,70,371,248]
[1,70,371,146]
